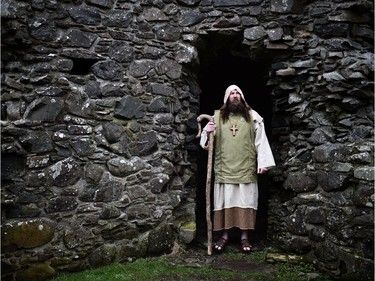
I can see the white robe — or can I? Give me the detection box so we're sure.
[199,110,275,230]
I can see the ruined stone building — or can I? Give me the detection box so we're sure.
[1,0,373,280]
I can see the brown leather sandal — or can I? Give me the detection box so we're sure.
[241,239,252,253]
[214,238,228,252]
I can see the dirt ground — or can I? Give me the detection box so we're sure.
[160,237,325,281]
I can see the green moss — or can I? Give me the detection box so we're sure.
[17,262,55,281]
[2,219,55,249]
[326,106,344,123]
[164,96,174,104]
[180,222,196,231]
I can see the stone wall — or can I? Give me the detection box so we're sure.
[1,0,373,280]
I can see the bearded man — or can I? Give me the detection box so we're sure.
[200,84,275,253]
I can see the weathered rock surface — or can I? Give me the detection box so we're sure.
[1,0,373,281]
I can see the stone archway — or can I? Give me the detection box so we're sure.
[195,31,279,244]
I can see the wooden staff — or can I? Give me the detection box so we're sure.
[196,114,214,255]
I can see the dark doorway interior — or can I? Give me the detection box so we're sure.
[196,34,273,246]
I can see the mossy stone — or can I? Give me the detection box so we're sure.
[2,218,55,249]
[16,261,55,281]
[179,221,196,243]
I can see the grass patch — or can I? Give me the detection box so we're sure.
[52,252,333,281]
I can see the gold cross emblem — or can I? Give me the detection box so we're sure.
[230,124,238,136]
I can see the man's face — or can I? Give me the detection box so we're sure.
[228,89,241,104]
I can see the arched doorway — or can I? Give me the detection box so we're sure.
[195,32,274,246]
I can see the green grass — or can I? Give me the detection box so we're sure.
[51,252,333,281]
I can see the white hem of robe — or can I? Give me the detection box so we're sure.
[213,183,259,211]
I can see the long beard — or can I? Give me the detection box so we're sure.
[221,99,251,123]
[227,100,248,115]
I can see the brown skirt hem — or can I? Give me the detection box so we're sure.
[213,207,257,231]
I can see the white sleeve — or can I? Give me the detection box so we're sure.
[255,120,276,169]
[199,129,209,150]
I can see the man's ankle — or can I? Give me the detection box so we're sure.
[241,230,248,240]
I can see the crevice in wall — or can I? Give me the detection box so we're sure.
[70,58,98,75]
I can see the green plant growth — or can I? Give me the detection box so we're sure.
[52,252,333,281]
[164,96,175,104]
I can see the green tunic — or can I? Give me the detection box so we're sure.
[213,110,257,184]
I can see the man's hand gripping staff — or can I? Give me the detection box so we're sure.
[196,114,215,138]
